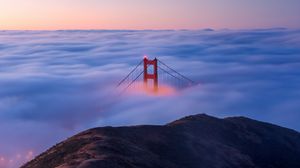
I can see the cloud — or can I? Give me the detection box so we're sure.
[0,29,300,167]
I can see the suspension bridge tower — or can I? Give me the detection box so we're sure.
[143,56,158,92]
[117,56,195,94]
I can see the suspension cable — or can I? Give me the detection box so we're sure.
[158,66,182,81]
[158,59,195,84]
[120,70,144,94]
[116,60,143,87]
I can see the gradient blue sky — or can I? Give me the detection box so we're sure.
[0,0,300,29]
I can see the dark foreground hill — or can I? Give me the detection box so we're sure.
[22,114,300,168]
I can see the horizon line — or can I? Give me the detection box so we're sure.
[0,27,294,32]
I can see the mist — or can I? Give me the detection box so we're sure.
[0,28,300,167]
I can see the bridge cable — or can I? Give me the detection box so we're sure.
[120,70,144,94]
[158,59,195,84]
[158,66,182,81]
[116,60,143,87]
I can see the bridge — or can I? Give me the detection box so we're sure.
[117,56,196,94]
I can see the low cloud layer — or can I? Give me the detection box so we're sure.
[0,29,300,167]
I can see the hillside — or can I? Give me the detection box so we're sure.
[22,114,300,168]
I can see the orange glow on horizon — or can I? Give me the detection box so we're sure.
[1,0,299,30]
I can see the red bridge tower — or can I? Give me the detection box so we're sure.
[143,56,158,92]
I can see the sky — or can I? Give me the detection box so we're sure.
[0,0,300,30]
[0,28,300,167]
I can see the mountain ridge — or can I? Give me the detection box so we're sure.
[22,113,300,168]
